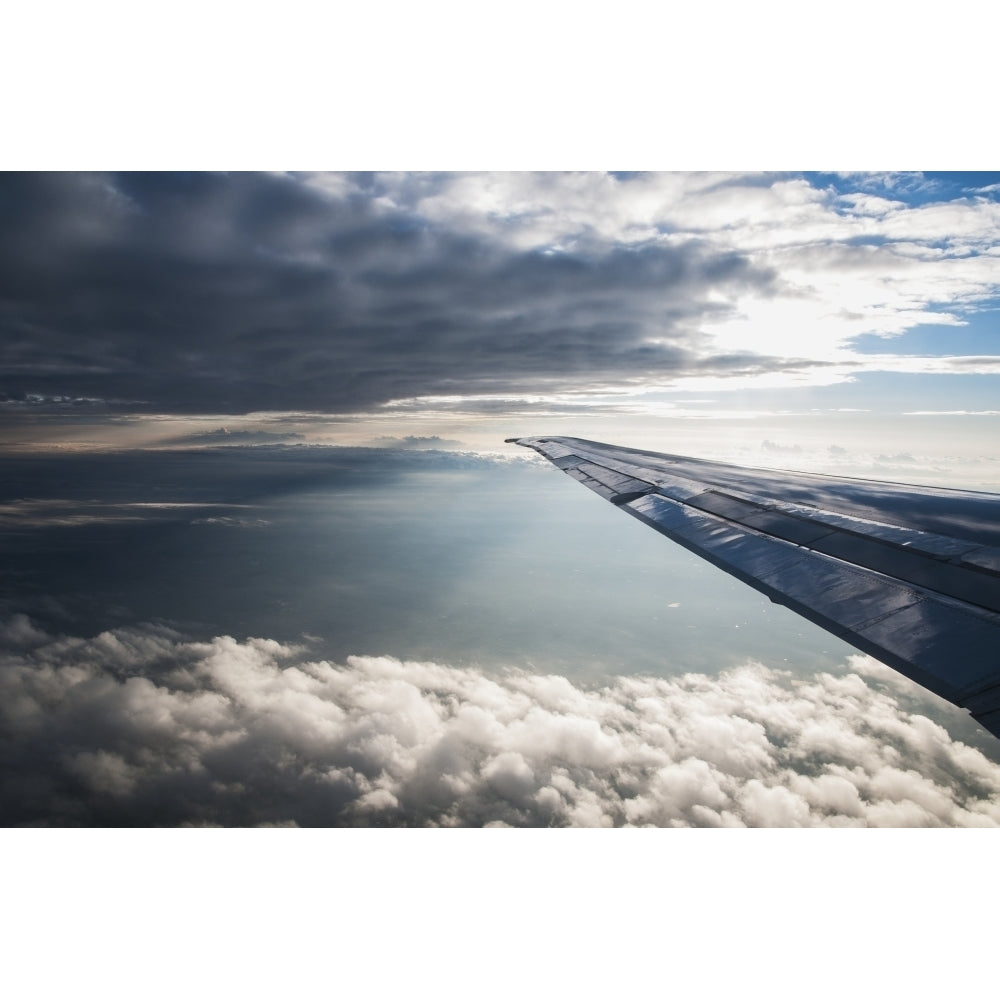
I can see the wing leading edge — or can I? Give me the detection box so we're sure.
[508,435,1000,739]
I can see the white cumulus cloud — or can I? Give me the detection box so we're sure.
[2,618,999,827]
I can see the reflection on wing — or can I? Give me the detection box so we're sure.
[508,435,1000,739]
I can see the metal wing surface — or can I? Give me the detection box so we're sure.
[508,435,1000,738]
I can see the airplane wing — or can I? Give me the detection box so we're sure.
[508,435,1000,738]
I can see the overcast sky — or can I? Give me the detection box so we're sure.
[3,171,999,475]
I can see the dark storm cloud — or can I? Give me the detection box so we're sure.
[2,618,999,827]
[0,172,782,415]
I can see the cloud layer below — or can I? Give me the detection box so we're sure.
[3,616,998,827]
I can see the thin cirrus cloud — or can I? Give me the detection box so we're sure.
[2,616,998,827]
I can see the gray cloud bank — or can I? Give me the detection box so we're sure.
[0,173,782,415]
[2,616,998,827]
